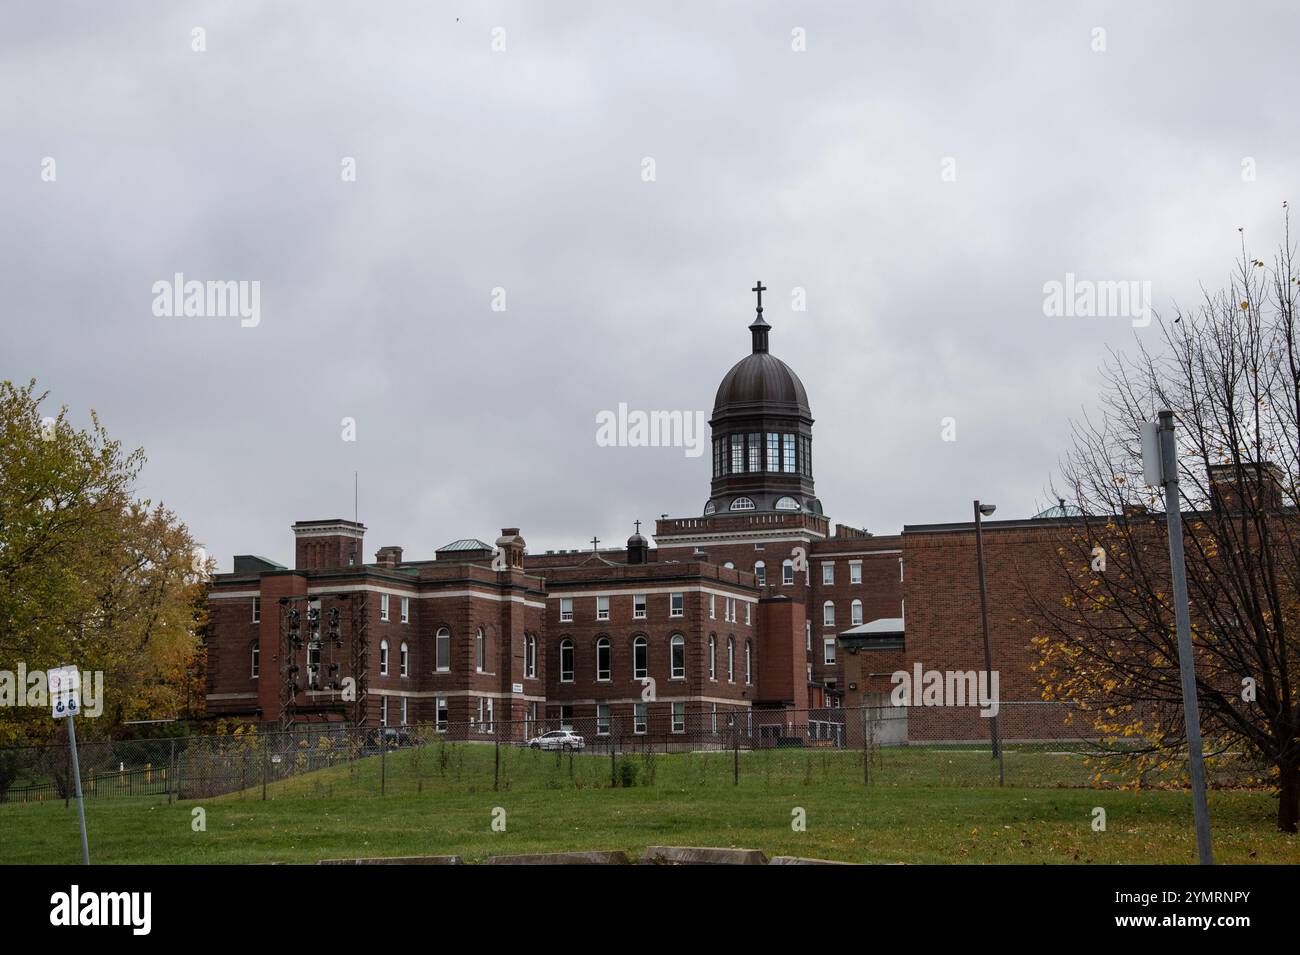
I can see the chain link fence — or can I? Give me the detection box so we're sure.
[0,702,1269,805]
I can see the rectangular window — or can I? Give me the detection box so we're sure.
[250,644,260,678]
[670,592,683,617]
[852,602,863,626]
[436,697,448,732]
[597,704,610,736]
[672,639,686,679]
[559,597,573,622]
[381,696,388,727]
[823,602,835,627]
[560,705,573,730]
[379,643,389,675]
[822,563,834,585]
[709,594,716,619]
[806,621,811,650]
[400,697,408,726]
[744,602,751,626]
[767,432,780,471]
[633,593,646,619]
[850,562,862,584]
[714,438,723,477]
[634,702,647,734]
[672,701,685,734]
[436,629,450,671]
[634,640,648,680]
[400,597,409,623]
[596,640,611,681]
[711,703,717,734]
[731,434,743,473]
[784,433,796,473]
[380,594,390,621]
[824,637,837,665]
[596,595,609,621]
[251,597,260,623]
[748,432,760,472]
[783,561,794,586]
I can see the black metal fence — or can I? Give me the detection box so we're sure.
[0,702,1268,804]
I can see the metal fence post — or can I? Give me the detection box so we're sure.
[494,736,500,792]
[380,731,387,797]
[733,730,739,786]
[168,738,176,805]
[862,707,869,786]
[262,744,268,802]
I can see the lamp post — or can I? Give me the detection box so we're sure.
[974,500,1004,785]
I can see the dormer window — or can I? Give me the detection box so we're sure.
[704,501,716,515]
[730,497,756,511]
[774,496,800,511]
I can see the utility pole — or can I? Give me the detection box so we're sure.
[1145,410,1214,864]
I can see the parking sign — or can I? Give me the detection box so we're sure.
[48,665,81,719]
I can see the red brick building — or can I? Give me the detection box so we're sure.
[204,290,1091,743]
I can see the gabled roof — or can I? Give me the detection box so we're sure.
[436,538,494,553]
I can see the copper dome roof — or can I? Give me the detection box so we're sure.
[713,351,810,414]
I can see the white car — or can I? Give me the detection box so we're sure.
[528,729,585,751]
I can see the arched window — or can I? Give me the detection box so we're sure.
[596,637,611,681]
[708,634,716,680]
[703,500,716,515]
[745,639,752,684]
[379,639,389,676]
[851,599,863,626]
[670,634,686,679]
[823,601,835,627]
[400,642,409,678]
[475,627,485,672]
[754,561,766,586]
[559,638,574,683]
[724,561,735,569]
[730,497,756,511]
[436,627,450,672]
[633,636,648,680]
[782,559,794,585]
[726,637,735,682]
[774,496,800,511]
[525,634,536,679]
[250,643,260,678]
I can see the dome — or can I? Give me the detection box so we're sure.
[713,351,810,414]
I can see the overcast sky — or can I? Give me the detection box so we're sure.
[3,1,1297,571]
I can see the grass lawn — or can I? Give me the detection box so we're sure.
[2,745,1295,864]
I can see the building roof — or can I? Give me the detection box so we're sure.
[436,538,494,553]
[840,617,904,636]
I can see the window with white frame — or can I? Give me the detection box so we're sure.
[597,704,610,736]
[745,640,752,684]
[823,601,835,627]
[850,561,862,585]
[754,561,766,586]
[711,702,718,734]
[672,701,685,734]
[475,627,485,672]
[400,696,408,726]
[633,636,648,680]
[634,702,647,734]
[478,696,493,733]
[729,497,755,511]
[822,563,834,585]
[381,696,388,726]
[744,602,751,625]
[436,627,450,671]
[708,634,716,680]
[379,639,389,675]
[851,599,863,626]
[559,597,573,622]
[807,663,813,682]
[251,597,260,623]
[709,594,716,619]
[727,637,735,682]
[526,634,536,679]
[671,634,685,679]
[596,595,609,621]
[596,637,611,681]
[380,594,390,621]
[400,596,410,623]
[670,592,683,617]
[633,593,646,619]
[824,637,837,664]
[400,642,409,677]
[782,559,794,585]
[250,643,259,678]
[436,697,448,732]
[805,620,811,650]
[559,638,574,682]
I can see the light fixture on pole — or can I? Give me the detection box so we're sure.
[974,500,1004,785]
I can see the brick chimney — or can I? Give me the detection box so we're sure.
[375,545,403,568]
[292,519,366,570]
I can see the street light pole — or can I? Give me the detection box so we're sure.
[974,500,1004,785]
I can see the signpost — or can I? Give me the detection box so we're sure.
[1142,412,1214,864]
[48,665,90,865]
